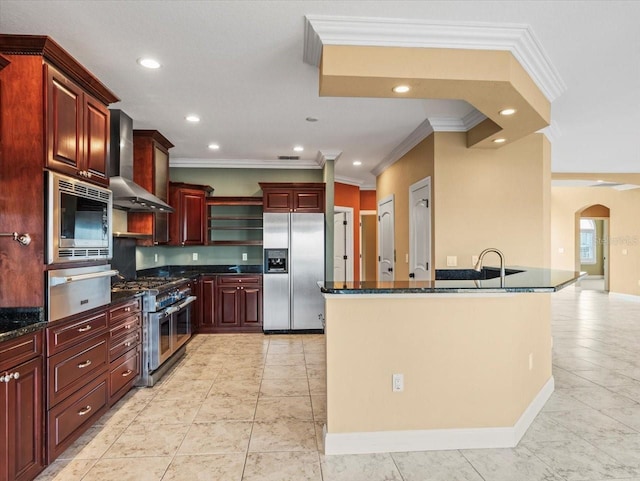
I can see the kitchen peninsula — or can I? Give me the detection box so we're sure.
[320,267,582,455]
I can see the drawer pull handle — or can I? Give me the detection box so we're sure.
[77,360,92,369]
[125,324,131,329]
[121,369,133,377]
[125,307,131,312]
[124,342,132,347]
[78,405,92,416]
[77,325,92,332]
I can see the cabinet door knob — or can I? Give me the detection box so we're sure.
[87,172,92,178]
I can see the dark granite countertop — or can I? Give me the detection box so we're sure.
[111,290,145,305]
[138,264,263,279]
[0,307,46,342]
[320,267,585,295]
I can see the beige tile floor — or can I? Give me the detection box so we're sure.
[35,286,640,480]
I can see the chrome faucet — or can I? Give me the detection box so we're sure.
[474,248,506,280]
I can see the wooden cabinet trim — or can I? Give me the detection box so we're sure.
[0,330,42,372]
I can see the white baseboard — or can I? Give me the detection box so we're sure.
[324,376,554,455]
[609,292,640,302]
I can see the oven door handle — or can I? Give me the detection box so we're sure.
[178,296,197,309]
[49,269,119,287]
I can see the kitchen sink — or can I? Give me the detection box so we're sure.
[435,267,523,280]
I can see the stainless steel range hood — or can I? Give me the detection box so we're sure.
[109,110,174,212]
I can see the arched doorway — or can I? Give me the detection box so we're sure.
[575,204,610,292]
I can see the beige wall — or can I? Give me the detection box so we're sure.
[433,132,551,270]
[377,135,435,280]
[325,293,551,433]
[376,132,550,279]
[551,186,640,295]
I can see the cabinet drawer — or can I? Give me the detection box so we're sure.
[109,313,141,339]
[47,373,108,462]
[109,329,140,362]
[109,298,141,323]
[217,275,262,285]
[0,330,42,372]
[46,310,108,355]
[109,346,140,401]
[48,333,109,408]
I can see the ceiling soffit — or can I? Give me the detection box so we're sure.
[304,16,565,153]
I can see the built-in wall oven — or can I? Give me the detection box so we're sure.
[46,170,113,264]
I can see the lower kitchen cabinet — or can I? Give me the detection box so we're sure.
[215,275,263,333]
[45,308,110,462]
[0,331,44,481]
[199,276,216,333]
[107,298,141,405]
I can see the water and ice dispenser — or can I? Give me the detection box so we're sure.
[264,248,288,273]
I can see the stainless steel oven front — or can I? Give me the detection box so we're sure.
[47,264,119,322]
[46,170,113,264]
[147,296,196,371]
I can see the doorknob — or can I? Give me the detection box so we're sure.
[388,267,393,272]
[409,273,415,278]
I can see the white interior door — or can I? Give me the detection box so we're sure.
[333,212,346,282]
[603,219,610,292]
[409,177,431,280]
[378,195,395,281]
[333,207,354,283]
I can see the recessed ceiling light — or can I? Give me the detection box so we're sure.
[293,146,304,152]
[499,108,517,116]
[353,160,362,166]
[137,57,161,69]
[208,143,220,150]
[392,85,410,94]
[185,115,200,122]
[493,138,507,144]
[305,117,318,122]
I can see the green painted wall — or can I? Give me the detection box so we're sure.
[137,167,323,268]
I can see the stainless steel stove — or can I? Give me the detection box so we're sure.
[112,276,195,386]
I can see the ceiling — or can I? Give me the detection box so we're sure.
[1,1,638,189]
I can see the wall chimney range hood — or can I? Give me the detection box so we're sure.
[108,109,174,212]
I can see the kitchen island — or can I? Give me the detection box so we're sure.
[320,267,582,455]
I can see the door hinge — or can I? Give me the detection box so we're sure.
[378,255,381,262]
[426,261,429,270]
[378,215,380,221]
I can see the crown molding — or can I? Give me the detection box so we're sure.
[335,175,366,187]
[303,15,566,102]
[371,118,433,176]
[170,158,322,170]
[462,109,488,130]
[316,150,343,168]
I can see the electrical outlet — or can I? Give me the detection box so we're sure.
[154,253,158,263]
[446,256,457,267]
[242,252,248,261]
[192,253,198,261]
[392,373,404,392]
[529,353,533,371]
[558,247,565,254]
[623,249,628,255]
[471,255,479,265]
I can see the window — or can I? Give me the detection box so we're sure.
[580,219,596,264]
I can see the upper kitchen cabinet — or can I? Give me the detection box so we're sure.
[168,182,214,246]
[259,182,326,213]
[0,36,118,188]
[46,65,110,186]
[0,35,118,307]
[127,130,174,246]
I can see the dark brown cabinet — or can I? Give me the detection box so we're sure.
[45,308,110,462]
[107,298,141,405]
[0,331,44,481]
[169,183,213,246]
[127,130,174,246]
[188,278,203,334]
[199,276,216,332]
[215,275,263,332]
[259,182,325,213]
[46,65,110,186]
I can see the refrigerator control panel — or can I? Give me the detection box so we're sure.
[264,248,288,273]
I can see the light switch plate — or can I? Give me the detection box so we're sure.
[446,256,457,267]
[242,253,248,261]
[192,253,198,261]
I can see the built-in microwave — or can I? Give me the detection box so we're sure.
[46,170,113,264]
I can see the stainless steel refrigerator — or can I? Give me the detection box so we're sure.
[263,212,325,331]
